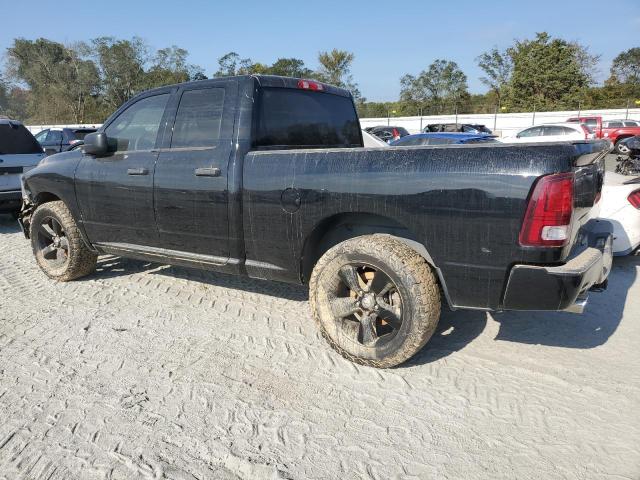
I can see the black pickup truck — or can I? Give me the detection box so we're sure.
[18,75,613,368]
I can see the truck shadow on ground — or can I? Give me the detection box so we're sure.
[0,214,20,234]
[408,255,638,366]
[93,256,309,302]
[491,255,637,348]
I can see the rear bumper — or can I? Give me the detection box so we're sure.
[502,219,613,313]
[0,190,22,213]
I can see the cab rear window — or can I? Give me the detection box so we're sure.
[0,123,43,154]
[253,88,362,150]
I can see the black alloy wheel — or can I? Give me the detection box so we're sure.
[329,264,403,348]
[35,216,70,268]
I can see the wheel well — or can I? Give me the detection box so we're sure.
[34,192,61,206]
[615,135,633,144]
[300,213,433,283]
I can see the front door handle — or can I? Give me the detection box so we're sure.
[127,167,149,175]
[194,167,221,177]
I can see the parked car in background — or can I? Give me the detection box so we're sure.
[567,116,640,154]
[600,173,640,255]
[423,123,493,134]
[365,126,410,143]
[391,132,499,146]
[503,123,594,143]
[34,127,97,155]
[361,130,389,148]
[0,118,45,216]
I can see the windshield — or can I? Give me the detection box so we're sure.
[253,88,362,149]
[0,123,43,154]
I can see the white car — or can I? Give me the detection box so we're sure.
[504,122,595,143]
[599,172,640,255]
[361,130,389,148]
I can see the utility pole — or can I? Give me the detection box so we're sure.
[626,99,630,120]
[532,102,536,126]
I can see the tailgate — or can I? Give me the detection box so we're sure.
[0,153,45,192]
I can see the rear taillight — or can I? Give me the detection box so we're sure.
[297,79,324,91]
[519,172,574,247]
[628,189,640,209]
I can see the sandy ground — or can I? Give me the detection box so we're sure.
[0,213,639,480]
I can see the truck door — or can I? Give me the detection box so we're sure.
[153,81,236,262]
[75,91,171,247]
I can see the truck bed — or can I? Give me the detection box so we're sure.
[242,141,608,310]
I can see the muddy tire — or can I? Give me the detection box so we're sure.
[615,139,631,155]
[30,201,97,281]
[309,234,441,368]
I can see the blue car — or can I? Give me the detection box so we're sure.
[391,132,499,146]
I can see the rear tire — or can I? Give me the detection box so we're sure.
[30,201,97,281]
[309,234,441,368]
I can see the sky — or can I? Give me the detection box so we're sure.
[2,0,639,102]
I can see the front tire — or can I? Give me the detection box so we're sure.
[615,139,631,155]
[30,201,97,281]
[309,234,441,368]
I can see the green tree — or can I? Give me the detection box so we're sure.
[145,45,206,88]
[6,38,100,123]
[504,32,598,111]
[265,58,312,78]
[476,47,512,105]
[92,36,148,110]
[214,52,255,77]
[400,59,468,114]
[609,47,640,85]
[316,49,363,101]
[0,75,9,117]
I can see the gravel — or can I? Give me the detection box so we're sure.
[1,213,639,480]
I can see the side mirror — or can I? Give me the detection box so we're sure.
[83,132,109,156]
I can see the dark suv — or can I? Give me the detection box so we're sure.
[34,127,97,155]
[0,119,45,215]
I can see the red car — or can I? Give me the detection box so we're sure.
[567,116,640,154]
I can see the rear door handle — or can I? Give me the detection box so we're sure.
[127,167,149,176]
[194,167,221,177]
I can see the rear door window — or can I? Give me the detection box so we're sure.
[518,127,542,138]
[624,121,638,127]
[72,129,96,140]
[0,122,43,154]
[46,130,63,144]
[170,88,225,148]
[606,121,624,128]
[544,126,565,136]
[254,88,361,149]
